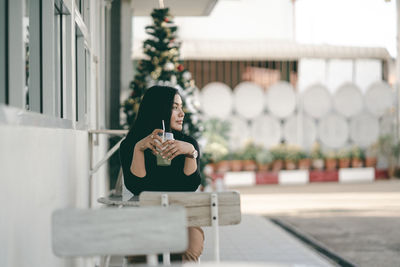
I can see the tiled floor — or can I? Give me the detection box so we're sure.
[201,214,335,266]
[110,214,335,266]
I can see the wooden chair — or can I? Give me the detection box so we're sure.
[139,191,241,262]
[52,206,188,267]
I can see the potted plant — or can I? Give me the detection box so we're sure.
[216,153,231,173]
[285,145,300,170]
[391,141,400,178]
[337,148,351,168]
[230,151,243,172]
[270,144,286,172]
[324,150,337,171]
[202,118,230,173]
[310,142,324,170]
[365,143,378,168]
[241,142,259,172]
[298,150,311,170]
[377,134,396,177]
[255,148,273,172]
[351,146,364,168]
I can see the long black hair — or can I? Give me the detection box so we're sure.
[126,85,178,145]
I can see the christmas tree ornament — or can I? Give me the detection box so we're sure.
[171,75,177,85]
[164,62,175,71]
[183,71,192,81]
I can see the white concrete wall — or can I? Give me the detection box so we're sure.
[0,124,109,267]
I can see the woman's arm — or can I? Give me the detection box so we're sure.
[130,129,164,177]
[130,144,146,177]
[161,140,197,175]
[183,144,197,176]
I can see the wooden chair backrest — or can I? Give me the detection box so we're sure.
[52,206,187,257]
[139,191,241,227]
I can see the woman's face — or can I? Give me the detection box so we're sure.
[170,94,185,131]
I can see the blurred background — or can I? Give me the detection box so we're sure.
[1,0,400,266]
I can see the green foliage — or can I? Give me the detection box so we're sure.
[285,145,302,161]
[202,118,230,140]
[255,149,273,164]
[351,146,365,159]
[365,143,378,158]
[240,142,260,161]
[378,134,400,159]
[337,148,351,159]
[298,150,309,160]
[230,151,244,161]
[324,150,337,160]
[202,118,230,163]
[310,142,324,159]
[270,144,287,161]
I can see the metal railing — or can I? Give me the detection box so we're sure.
[88,129,128,207]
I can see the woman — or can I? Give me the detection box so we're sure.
[119,85,203,262]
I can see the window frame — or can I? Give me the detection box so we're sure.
[0,0,93,130]
[0,0,7,105]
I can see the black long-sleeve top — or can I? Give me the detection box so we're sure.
[119,132,201,196]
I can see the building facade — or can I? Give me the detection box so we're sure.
[1,0,111,266]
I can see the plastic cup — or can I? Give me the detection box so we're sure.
[155,132,174,166]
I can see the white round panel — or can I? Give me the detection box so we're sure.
[302,84,332,119]
[250,115,282,148]
[227,116,251,151]
[283,115,317,149]
[380,115,395,136]
[333,83,363,118]
[200,82,233,119]
[233,82,264,119]
[318,113,349,148]
[266,81,296,118]
[350,114,379,148]
[364,81,394,117]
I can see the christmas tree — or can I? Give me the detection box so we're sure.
[122,7,201,139]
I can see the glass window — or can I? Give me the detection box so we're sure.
[0,0,7,104]
[54,3,62,117]
[24,0,29,109]
[27,0,42,113]
[75,26,87,123]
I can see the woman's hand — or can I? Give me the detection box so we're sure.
[135,129,164,155]
[160,140,194,161]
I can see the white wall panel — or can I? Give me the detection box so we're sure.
[355,59,382,92]
[298,59,326,91]
[0,125,92,266]
[326,59,353,92]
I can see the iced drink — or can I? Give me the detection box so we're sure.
[156,132,174,166]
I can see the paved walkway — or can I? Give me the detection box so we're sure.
[201,214,335,266]
[110,214,335,266]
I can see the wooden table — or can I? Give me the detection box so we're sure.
[97,194,139,207]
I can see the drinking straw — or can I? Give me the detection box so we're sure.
[162,120,165,141]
